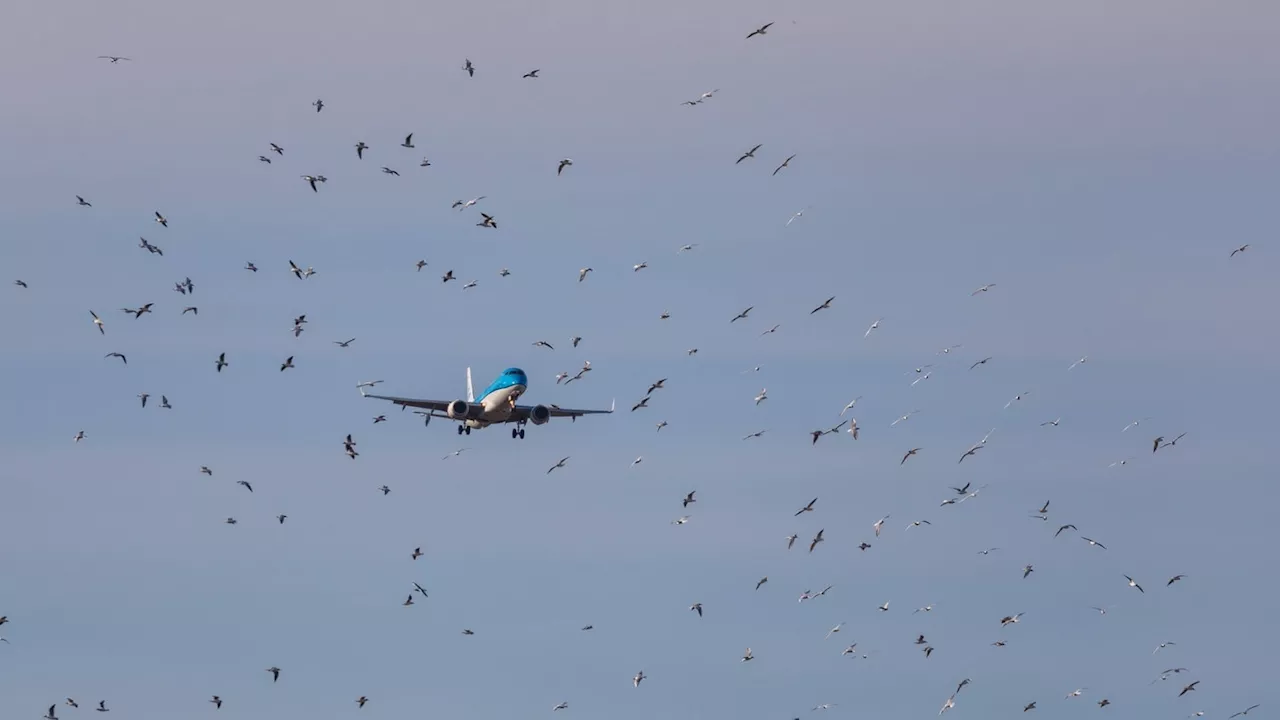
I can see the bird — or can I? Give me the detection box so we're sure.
[463,59,475,77]
[210,696,222,709]
[746,22,774,38]
[810,296,835,314]
[354,141,367,159]
[1229,705,1261,718]
[901,447,922,465]
[356,696,368,708]
[1231,244,1250,257]
[633,671,645,687]
[237,480,253,493]
[809,529,825,552]
[690,602,703,617]
[1124,574,1145,593]
[301,175,324,192]
[104,352,126,365]
[970,356,993,370]
[381,167,400,176]
[1168,574,1186,586]
[558,158,573,175]
[96,701,109,712]
[477,213,497,228]
[266,666,281,682]
[523,69,540,78]
[89,310,106,334]
[334,338,356,347]
[772,154,796,176]
[755,576,768,590]
[98,56,131,63]
[958,444,983,463]
[1055,524,1077,537]
[280,356,294,372]
[553,702,568,711]
[737,144,762,163]
[401,133,415,148]
[732,306,754,323]
[215,352,228,372]
[864,318,882,337]
[1081,536,1107,549]
[547,457,570,474]
[971,283,996,295]
[312,99,324,112]
[578,267,594,282]
[154,211,168,227]
[1041,417,1061,427]
[1023,564,1034,578]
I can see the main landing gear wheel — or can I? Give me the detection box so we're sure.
[511,428,526,439]
[458,425,470,436]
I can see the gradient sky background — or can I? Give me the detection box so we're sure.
[2,0,1278,718]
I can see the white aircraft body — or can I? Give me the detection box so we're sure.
[360,367,613,439]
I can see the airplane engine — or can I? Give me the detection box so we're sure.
[529,404,551,425]
[447,400,471,419]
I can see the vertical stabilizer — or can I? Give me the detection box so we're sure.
[466,367,475,403]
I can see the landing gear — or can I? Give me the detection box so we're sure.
[512,421,527,440]
[457,425,470,436]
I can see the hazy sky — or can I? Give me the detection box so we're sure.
[2,1,1278,718]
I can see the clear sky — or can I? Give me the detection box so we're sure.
[2,0,1278,718]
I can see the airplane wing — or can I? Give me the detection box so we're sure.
[361,393,454,413]
[510,400,615,423]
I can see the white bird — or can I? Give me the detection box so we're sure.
[633,261,648,272]
[891,410,919,427]
[970,283,996,295]
[786,208,808,226]
[864,318,882,338]
[578,267,593,282]
[741,647,753,662]
[553,703,568,711]
[1069,355,1089,370]
[677,244,698,253]
[840,396,862,415]
[847,419,859,440]
[824,622,844,639]
[873,515,888,536]
[671,515,691,525]
[753,388,768,405]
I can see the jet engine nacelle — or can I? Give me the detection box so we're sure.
[529,404,551,425]
[447,400,471,419]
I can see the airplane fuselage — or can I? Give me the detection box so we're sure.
[466,383,527,428]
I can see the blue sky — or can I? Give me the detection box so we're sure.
[2,0,1278,718]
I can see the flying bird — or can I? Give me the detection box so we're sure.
[98,56,131,63]
[746,22,774,38]
[810,296,835,314]
[558,158,573,175]
[737,144,762,163]
[463,59,475,77]
[772,154,796,176]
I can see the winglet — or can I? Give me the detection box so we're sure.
[466,367,475,403]
[610,398,616,413]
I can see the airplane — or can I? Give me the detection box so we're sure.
[360,367,613,439]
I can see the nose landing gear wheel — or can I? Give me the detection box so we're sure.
[465,427,471,435]
[512,428,519,439]
[519,429,526,439]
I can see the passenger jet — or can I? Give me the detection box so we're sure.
[360,367,613,439]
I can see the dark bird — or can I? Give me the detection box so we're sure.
[737,144,762,163]
[270,143,283,155]
[1153,436,1164,453]
[267,667,280,682]
[98,56,131,63]
[1055,524,1077,537]
[682,491,696,508]
[809,529,825,553]
[76,195,92,206]
[523,69,540,78]
[154,211,168,227]
[1124,574,1144,593]
[334,338,356,347]
[901,447,922,465]
[215,352,228,372]
[772,154,796,176]
[402,133,415,148]
[1230,244,1250,257]
[312,99,324,112]
[463,59,475,77]
[237,480,253,493]
[381,167,400,176]
[355,141,367,158]
[105,352,126,364]
[1167,574,1186,586]
[746,22,774,38]
[280,356,294,372]
[795,498,817,516]
[1179,682,1199,697]
[970,356,993,370]
[810,296,835,314]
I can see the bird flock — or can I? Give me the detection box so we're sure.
[2,12,1270,720]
